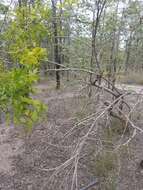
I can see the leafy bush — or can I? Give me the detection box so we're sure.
[0,2,48,130]
[0,66,46,131]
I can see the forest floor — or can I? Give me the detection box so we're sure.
[0,79,143,190]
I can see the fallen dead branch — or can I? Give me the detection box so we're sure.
[38,62,143,189]
[41,92,131,189]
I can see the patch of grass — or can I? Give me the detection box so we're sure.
[103,118,128,142]
[110,117,128,135]
[94,151,117,177]
[92,151,118,190]
[103,175,117,190]
[74,110,87,120]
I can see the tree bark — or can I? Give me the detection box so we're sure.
[51,0,61,89]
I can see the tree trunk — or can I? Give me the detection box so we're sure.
[51,0,61,89]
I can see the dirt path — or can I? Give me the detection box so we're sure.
[116,83,143,94]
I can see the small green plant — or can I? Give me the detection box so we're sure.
[94,151,117,177]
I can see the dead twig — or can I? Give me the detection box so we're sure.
[79,180,99,190]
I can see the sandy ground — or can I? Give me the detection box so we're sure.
[0,82,143,190]
[116,83,143,94]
